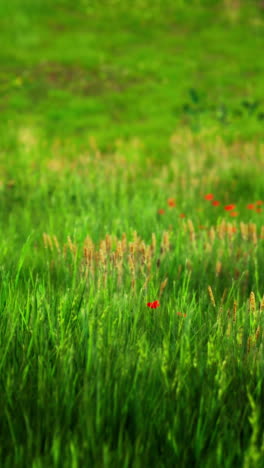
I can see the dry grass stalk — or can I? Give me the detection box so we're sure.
[129,242,136,257]
[116,240,123,261]
[142,274,151,290]
[43,233,53,251]
[186,259,192,272]
[128,254,135,276]
[151,233,156,254]
[240,222,249,241]
[105,234,112,252]
[208,285,216,307]
[209,227,216,243]
[187,219,196,243]
[67,236,77,257]
[261,226,264,240]
[116,261,123,287]
[255,326,261,342]
[249,223,257,245]
[99,239,107,253]
[99,248,107,267]
[140,241,147,261]
[215,260,222,276]
[227,223,235,241]
[161,231,170,253]
[159,277,168,297]
[217,220,226,240]
[53,235,60,253]
[249,291,256,313]
[260,297,264,312]
[221,288,227,305]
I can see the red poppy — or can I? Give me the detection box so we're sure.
[256,201,263,206]
[204,194,214,200]
[224,204,236,211]
[247,204,255,210]
[212,200,220,206]
[158,209,165,214]
[179,213,186,218]
[230,211,238,217]
[256,208,262,213]
[167,198,176,207]
[147,300,160,309]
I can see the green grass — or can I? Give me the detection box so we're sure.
[1,0,264,467]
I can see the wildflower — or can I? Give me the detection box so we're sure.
[224,204,236,211]
[256,208,262,213]
[247,204,255,210]
[179,213,186,218]
[212,200,220,206]
[177,312,187,317]
[256,201,263,205]
[167,198,176,207]
[230,211,238,217]
[158,209,165,215]
[147,300,160,309]
[204,194,214,200]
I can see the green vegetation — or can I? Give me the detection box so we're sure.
[0,1,264,467]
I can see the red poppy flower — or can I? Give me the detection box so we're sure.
[212,200,220,206]
[247,204,255,210]
[158,209,165,215]
[229,211,238,217]
[179,213,186,218]
[224,204,236,211]
[256,201,263,206]
[204,194,214,200]
[147,300,160,309]
[167,198,176,207]
[256,208,262,213]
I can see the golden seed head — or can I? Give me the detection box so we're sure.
[151,233,156,253]
[159,277,168,296]
[209,227,216,243]
[216,260,222,275]
[256,326,261,341]
[249,291,256,312]
[208,285,216,307]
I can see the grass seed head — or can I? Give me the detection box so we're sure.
[249,291,256,312]
[208,285,216,307]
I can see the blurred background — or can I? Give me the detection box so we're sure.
[1,0,264,168]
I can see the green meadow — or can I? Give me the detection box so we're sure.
[1,0,264,466]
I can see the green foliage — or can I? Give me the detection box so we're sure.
[0,1,264,467]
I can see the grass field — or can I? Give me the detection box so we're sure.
[1,0,264,467]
